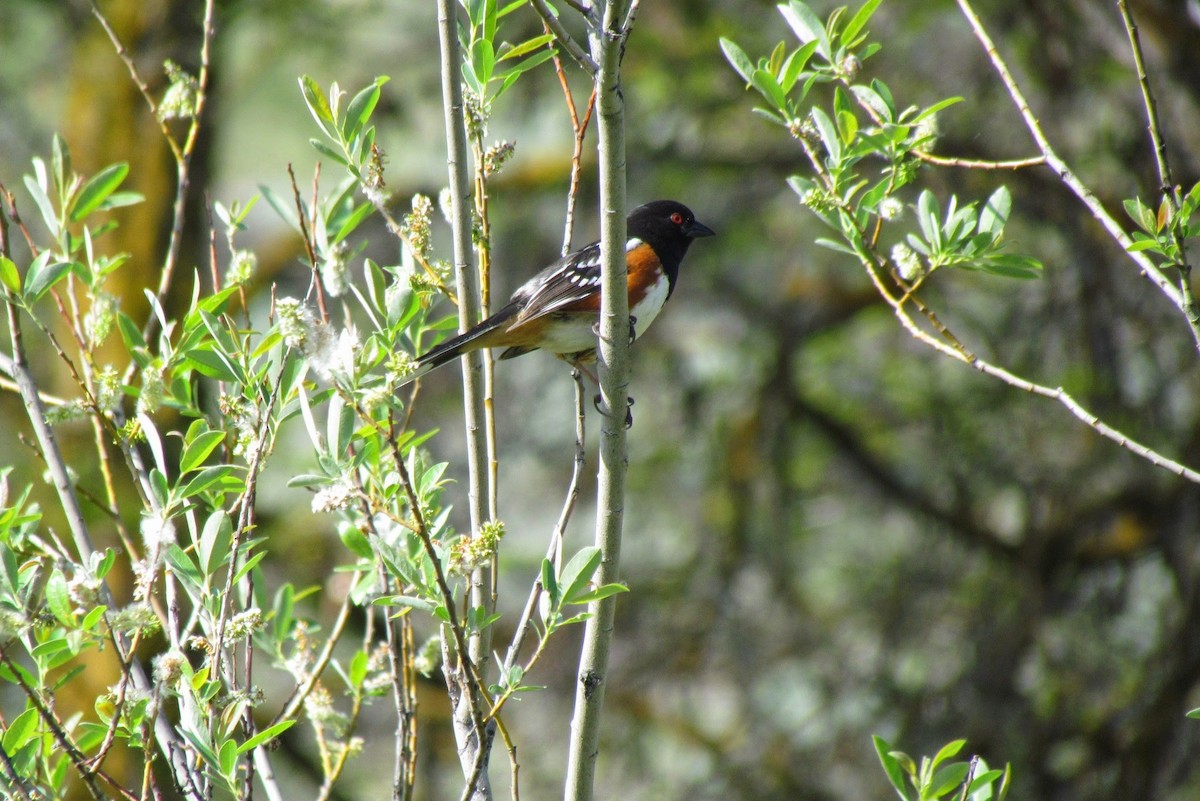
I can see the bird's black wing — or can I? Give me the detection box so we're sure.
[508,241,604,324]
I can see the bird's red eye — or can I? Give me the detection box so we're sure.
[670,212,684,225]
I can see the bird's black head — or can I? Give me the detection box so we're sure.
[626,200,715,280]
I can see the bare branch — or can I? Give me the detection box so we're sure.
[918,153,1045,170]
[954,0,1200,351]
[529,0,600,74]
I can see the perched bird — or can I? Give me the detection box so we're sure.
[405,199,714,383]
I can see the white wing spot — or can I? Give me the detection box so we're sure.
[626,237,644,251]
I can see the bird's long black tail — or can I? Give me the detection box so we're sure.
[399,302,520,385]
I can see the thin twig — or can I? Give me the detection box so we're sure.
[503,369,586,672]
[954,0,1200,351]
[1116,0,1195,323]
[917,153,1044,170]
[529,0,600,74]
[288,163,329,323]
[87,1,181,161]
[550,43,598,255]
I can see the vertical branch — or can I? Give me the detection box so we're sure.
[1116,0,1195,322]
[564,1,632,799]
[550,45,598,255]
[436,1,494,798]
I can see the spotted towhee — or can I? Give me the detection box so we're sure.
[407,200,714,382]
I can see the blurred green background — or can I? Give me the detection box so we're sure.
[3,0,1200,799]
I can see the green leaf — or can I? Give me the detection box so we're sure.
[24,256,73,304]
[232,549,267,584]
[779,40,819,93]
[348,649,369,689]
[184,348,241,382]
[815,237,858,256]
[472,37,496,88]
[720,37,755,84]
[342,77,388,141]
[180,430,226,473]
[259,184,302,233]
[927,762,970,799]
[2,707,40,752]
[45,569,75,625]
[149,468,170,509]
[779,1,830,57]
[914,96,963,122]
[375,594,437,614]
[750,69,788,113]
[498,33,555,61]
[929,740,966,772]
[81,604,108,631]
[809,107,841,162]
[0,255,20,294]
[978,186,1011,236]
[179,465,241,500]
[873,736,913,801]
[751,106,787,127]
[219,738,238,779]
[95,548,117,580]
[1124,198,1156,233]
[97,190,144,211]
[198,510,233,575]
[560,547,603,604]
[165,544,204,590]
[916,189,940,245]
[493,49,556,89]
[979,253,1043,279]
[333,201,376,244]
[309,138,349,168]
[52,134,71,202]
[23,170,60,236]
[872,78,896,118]
[788,174,816,199]
[300,75,337,137]
[566,582,629,605]
[842,0,883,45]
[70,162,129,221]
[236,720,296,755]
[966,769,1004,800]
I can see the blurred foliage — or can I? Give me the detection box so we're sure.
[3,0,1200,800]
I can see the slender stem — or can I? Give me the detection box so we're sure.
[550,45,598,255]
[503,370,586,672]
[1116,0,1196,325]
[917,153,1044,170]
[564,2,632,799]
[288,163,329,322]
[437,1,495,797]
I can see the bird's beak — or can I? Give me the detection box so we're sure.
[685,219,716,238]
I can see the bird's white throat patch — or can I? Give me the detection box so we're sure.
[630,271,670,338]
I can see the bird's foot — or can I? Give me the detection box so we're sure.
[593,393,635,429]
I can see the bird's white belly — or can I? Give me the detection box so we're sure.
[538,272,670,355]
